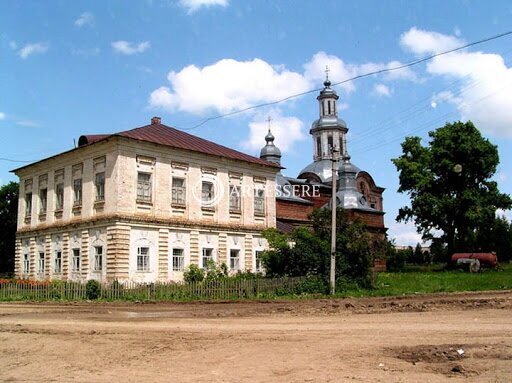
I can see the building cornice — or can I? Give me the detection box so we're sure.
[16,213,271,236]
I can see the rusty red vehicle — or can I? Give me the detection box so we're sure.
[451,252,498,272]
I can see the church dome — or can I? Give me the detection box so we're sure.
[260,130,281,159]
[259,127,282,165]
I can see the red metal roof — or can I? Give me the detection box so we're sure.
[79,121,280,169]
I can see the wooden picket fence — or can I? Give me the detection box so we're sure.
[0,276,308,302]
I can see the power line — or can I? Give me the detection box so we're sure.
[351,81,512,156]
[0,158,35,163]
[1,30,511,164]
[180,30,512,131]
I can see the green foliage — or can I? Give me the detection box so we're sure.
[204,260,229,281]
[464,215,512,262]
[0,182,18,274]
[392,121,512,256]
[183,264,204,283]
[293,275,328,295]
[262,208,377,288]
[430,239,448,263]
[386,247,407,272]
[85,279,101,300]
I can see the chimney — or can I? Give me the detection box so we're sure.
[151,116,161,125]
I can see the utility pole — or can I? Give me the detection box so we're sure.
[330,146,340,295]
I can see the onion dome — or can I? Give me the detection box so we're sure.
[260,128,281,165]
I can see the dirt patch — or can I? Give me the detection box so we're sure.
[390,343,512,378]
[0,291,511,382]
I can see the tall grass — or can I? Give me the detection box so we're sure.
[340,263,512,297]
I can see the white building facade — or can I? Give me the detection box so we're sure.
[13,117,278,283]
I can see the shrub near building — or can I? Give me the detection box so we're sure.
[262,208,379,290]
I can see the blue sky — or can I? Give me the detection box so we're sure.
[1,0,512,245]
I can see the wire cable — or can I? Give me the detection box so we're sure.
[179,30,512,131]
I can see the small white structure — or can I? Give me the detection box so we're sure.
[13,117,278,283]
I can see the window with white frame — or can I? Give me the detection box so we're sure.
[171,177,186,205]
[93,246,103,271]
[202,248,213,268]
[72,249,80,272]
[38,252,45,274]
[229,249,240,271]
[201,181,214,205]
[137,247,150,271]
[23,253,30,274]
[255,250,263,273]
[172,248,185,272]
[254,187,265,215]
[25,193,32,217]
[229,185,241,212]
[54,251,62,273]
[39,188,47,213]
[55,183,64,210]
[95,172,105,201]
[137,172,152,202]
[73,178,82,205]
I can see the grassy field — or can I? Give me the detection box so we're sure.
[341,263,512,298]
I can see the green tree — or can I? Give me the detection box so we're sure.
[262,208,376,287]
[412,243,426,264]
[0,182,18,275]
[471,215,512,262]
[392,121,512,258]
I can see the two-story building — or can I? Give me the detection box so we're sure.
[13,117,279,283]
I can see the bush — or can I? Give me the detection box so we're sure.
[86,279,101,300]
[294,275,328,295]
[183,264,204,283]
[387,248,407,272]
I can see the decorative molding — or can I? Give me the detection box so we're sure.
[24,178,33,191]
[54,168,64,183]
[229,172,243,180]
[16,213,274,237]
[171,161,189,171]
[201,167,217,175]
[38,174,48,188]
[93,156,106,172]
[136,155,156,167]
[72,163,83,178]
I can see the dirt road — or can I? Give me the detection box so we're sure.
[1,291,512,382]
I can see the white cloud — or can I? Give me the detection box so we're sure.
[0,112,5,120]
[16,120,41,128]
[149,52,417,115]
[373,83,392,97]
[303,51,359,93]
[496,209,512,221]
[242,109,306,154]
[179,0,228,13]
[18,42,48,59]
[72,47,100,57]
[400,27,464,56]
[74,12,95,28]
[401,27,512,138]
[149,58,310,114]
[388,221,426,247]
[111,41,150,55]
